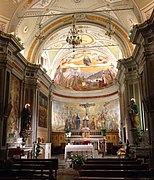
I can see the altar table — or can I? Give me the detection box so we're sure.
[64,144,94,160]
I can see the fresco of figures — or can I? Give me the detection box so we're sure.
[52,99,120,132]
[54,49,117,91]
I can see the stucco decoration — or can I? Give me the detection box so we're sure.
[0,16,9,32]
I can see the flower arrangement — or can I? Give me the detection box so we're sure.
[33,141,41,158]
[64,127,71,133]
[70,153,85,169]
[101,127,106,136]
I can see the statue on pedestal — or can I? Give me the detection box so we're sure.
[128,98,141,145]
[128,98,139,129]
[20,104,32,143]
[21,103,32,131]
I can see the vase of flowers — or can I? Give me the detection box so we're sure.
[101,127,106,136]
[64,127,71,144]
[33,141,41,158]
[71,153,85,169]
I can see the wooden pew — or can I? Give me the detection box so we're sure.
[13,158,58,178]
[75,177,151,180]
[84,158,143,164]
[81,163,149,170]
[75,158,152,179]
[78,169,151,178]
[0,158,58,179]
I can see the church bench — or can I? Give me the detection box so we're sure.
[78,169,152,178]
[12,158,58,178]
[81,163,149,170]
[0,158,58,179]
[74,177,151,180]
[84,158,143,165]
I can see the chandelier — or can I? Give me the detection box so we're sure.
[66,15,82,51]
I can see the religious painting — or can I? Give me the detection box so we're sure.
[7,75,21,136]
[38,92,48,128]
[54,49,118,91]
[52,99,120,132]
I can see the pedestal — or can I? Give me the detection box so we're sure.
[20,130,32,145]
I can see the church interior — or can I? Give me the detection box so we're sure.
[0,0,154,179]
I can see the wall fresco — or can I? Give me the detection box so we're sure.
[52,99,120,132]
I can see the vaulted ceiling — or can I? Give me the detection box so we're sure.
[0,0,153,95]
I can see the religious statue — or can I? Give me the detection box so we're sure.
[21,103,32,131]
[128,98,139,129]
[75,114,80,130]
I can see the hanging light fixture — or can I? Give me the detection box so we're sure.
[66,14,82,51]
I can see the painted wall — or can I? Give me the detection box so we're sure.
[52,99,120,132]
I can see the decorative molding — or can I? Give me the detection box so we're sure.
[53,91,118,99]
[140,1,154,21]
[0,15,9,33]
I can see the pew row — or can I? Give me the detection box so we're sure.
[75,177,152,180]
[74,158,152,179]
[81,163,149,170]
[78,169,152,178]
[84,158,143,164]
[0,158,58,179]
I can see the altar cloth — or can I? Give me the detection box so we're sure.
[64,144,94,160]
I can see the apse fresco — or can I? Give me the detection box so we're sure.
[54,49,117,91]
[52,99,120,132]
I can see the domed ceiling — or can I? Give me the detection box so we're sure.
[15,0,138,92]
[1,0,153,93]
[44,25,121,91]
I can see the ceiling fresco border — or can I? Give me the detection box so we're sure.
[52,90,119,104]
[53,90,118,99]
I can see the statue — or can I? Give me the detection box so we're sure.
[75,114,80,130]
[21,103,32,131]
[129,98,141,145]
[128,98,139,129]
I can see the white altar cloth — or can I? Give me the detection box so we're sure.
[64,144,94,160]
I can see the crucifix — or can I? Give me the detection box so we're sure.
[80,103,95,128]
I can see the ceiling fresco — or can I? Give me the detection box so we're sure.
[54,49,118,91]
[43,25,121,91]
[1,0,153,92]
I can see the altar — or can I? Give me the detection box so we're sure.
[64,144,94,160]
